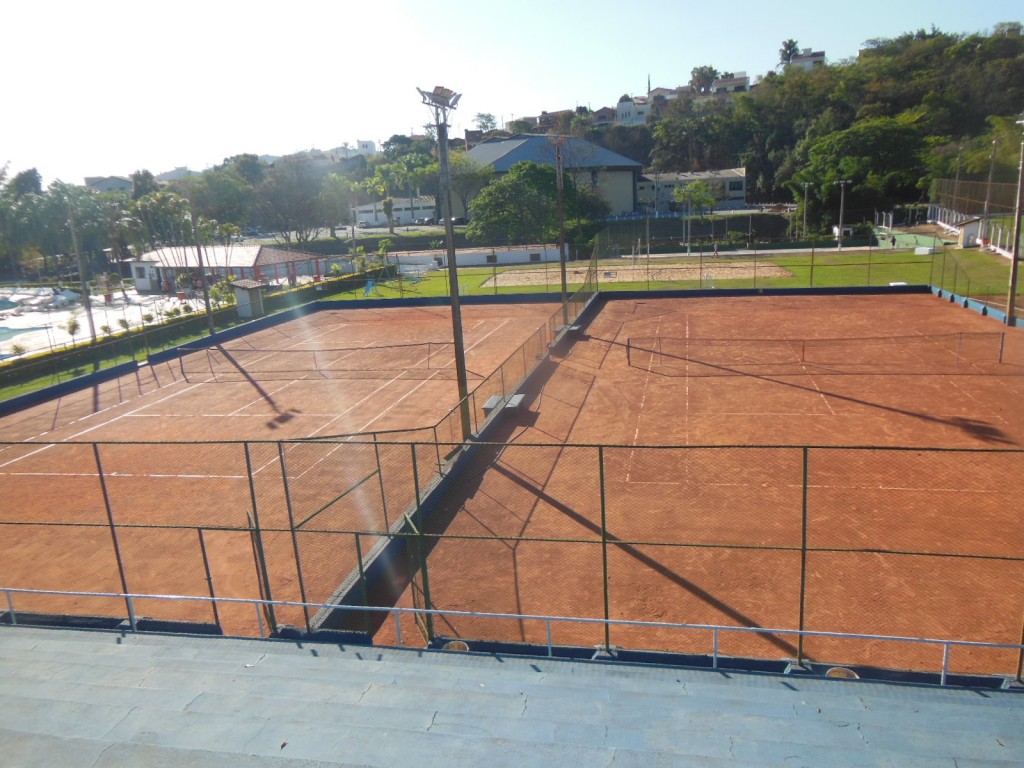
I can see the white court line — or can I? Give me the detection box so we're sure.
[626,314,663,483]
[0,381,206,471]
[267,316,516,480]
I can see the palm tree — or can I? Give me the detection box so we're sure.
[779,39,800,68]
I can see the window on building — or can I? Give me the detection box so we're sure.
[486,253,497,264]
[134,267,145,279]
[728,180,744,192]
[530,253,541,262]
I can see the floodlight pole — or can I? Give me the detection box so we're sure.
[982,139,997,243]
[420,86,472,440]
[1004,122,1024,326]
[554,138,568,326]
[802,182,810,239]
[834,180,851,250]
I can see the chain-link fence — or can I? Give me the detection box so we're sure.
[2,439,1021,677]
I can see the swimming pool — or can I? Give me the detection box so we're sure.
[0,326,46,342]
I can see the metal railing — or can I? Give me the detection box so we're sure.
[3,586,1020,688]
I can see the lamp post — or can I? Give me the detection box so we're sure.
[802,182,810,240]
[1004,118,1024,326]
[419,85,472,440]
[982,139,998,244]
[834,180,851,250]
[553,137,568,326]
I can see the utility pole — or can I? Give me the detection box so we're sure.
[419,86,472,440]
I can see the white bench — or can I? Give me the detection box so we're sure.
[482,393,525,417]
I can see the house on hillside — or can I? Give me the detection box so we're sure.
[636,168,748,213]
[789,49,826,71]
[615,96,651,126]
[711,73,751,94]
[466,135,642,216]
[590,107,617,129]
[128,245,352,293]
[84,176,132,193]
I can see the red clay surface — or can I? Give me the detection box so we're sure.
[388,294,1024,675]
[3,293,1023,677]
[0,303,557,634]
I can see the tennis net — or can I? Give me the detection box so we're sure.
[627,332,1010,375]
[180,342,457,382]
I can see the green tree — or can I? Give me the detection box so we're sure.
[795,115,927,213]
[505,119,535,135]
[449,151,492,216]
[673,180,716,218]
[466,161,561,245]
[689,65,719,93]
[255,156,327,242]
[779,39,800,68]
[64,315,81,343]
[320,174,355,237]
[130,170,160,199]
[474,113,497,131]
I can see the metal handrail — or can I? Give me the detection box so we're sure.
[4,586,1021,687]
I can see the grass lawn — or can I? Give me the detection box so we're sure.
[318,246,1017,298]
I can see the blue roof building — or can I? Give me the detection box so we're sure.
[466,135,643,215]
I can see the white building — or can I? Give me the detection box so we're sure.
[352,196,437,227]
[128,245,353,293]
[789,49,826,71]
[636,168,747,213]
[616,96,651,126]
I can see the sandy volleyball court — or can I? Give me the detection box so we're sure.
[484,261,792,287]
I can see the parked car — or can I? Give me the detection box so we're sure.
[357,220,371,228]
[415,217,436,225]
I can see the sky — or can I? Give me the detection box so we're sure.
[3,0,1021,187]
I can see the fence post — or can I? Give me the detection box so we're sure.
[411,444,434,640]
[797,446,810,666]
[197,527,221,629]
[373,434,390,531]
[354,533,371,635]
[92,443,134,629]
[599,446,611,652]
[244,443,278,634]
[278,442,311,632]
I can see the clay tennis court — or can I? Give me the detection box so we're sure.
[2,291,1023,677]
[384,292,1024,676]
[0,301,558,633]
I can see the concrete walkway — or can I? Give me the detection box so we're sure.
[1,624,1022,767]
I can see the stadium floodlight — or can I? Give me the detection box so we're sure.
[419,85,472,440]
[1004,115,1024,326]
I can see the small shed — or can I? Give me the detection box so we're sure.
[955,217,982,248]
[231,279,264,318]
